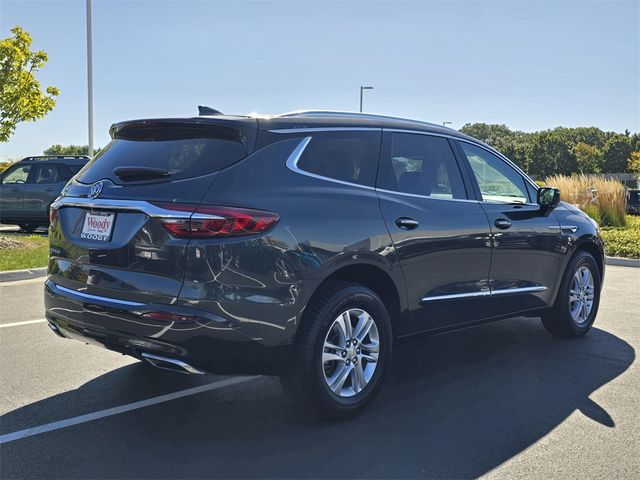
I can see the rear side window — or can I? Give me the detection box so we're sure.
[378,132,467,199]
[296,131,381,187]
[77,127,247,184]
[32,165,60,184]
[58,164,84,181]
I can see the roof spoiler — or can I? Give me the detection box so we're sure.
[198,105,223,116]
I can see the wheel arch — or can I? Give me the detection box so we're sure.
[301,263,407,342]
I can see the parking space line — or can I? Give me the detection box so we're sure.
[0,375,259,445]
[0,319,47,329]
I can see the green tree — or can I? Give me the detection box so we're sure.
[601,135,632,173]
[527,130,577,178]
[43,144,100,156]
[628,151,640,175]
[0,26,60,142]
[573,142,602,174]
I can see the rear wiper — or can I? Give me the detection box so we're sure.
[113,167,170,181]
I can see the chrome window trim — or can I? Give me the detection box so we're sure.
[270,127,381,134]
[51,197,224,220]
[421,285,547,302]
[375,188,480,204]
[53,282,145,306]
[284,136,377,191]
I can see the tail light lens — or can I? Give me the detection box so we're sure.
[153,203,279,238]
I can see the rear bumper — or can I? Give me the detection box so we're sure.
[44,279,290,374]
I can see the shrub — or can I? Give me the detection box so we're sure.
[600,216,640,259]
[545,174,627,227]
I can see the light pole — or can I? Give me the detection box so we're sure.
[359,86,374,112]
[86,0,94,157]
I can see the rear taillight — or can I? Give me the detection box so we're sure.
[153,204,279,238]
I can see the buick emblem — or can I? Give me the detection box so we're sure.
[88,181,104,199]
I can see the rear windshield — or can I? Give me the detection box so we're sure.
[77,127,247,184]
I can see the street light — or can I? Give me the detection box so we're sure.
[359,86,374,112]
[86,0,94,157]
[442,121,452,127]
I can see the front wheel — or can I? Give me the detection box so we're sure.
[280,282,393,419]
[541,251,601,338]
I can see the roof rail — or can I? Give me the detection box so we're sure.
[20,155,90,162]
[277,110,444,128]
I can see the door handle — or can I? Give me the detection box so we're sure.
[10,188,20,192]
[45,188,55,192]
[494,218,512,230]
[396,217,419,230]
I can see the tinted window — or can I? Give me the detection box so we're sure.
[1,165,31,184]
[77,127,246,184]
[32,165,59,184]
[296,131,381,187]
[58,164,83,181]
[459,142,530,204]
[378,133,467,199]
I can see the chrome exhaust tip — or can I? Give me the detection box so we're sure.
[141,352,205,375]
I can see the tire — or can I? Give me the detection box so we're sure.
[541,250,601,338]
[280,281,393,419]
[18,224,37,233]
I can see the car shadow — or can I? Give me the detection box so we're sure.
[0,317,634,479]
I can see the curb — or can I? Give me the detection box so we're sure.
[0,267,47,283]
[605,256,640,268]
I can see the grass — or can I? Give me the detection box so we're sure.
[0,233,49,271]
[600,215,640,259]
[545,174,627,227]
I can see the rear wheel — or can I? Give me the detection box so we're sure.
[280,282,393,419]
[18,224,38,233]
[541,251,601,338]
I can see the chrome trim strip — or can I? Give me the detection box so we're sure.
[285,137,377,191]
[375,188,480,203]
[141,352,206,375]
[548,225,579,233]
[53,283,145,306]
[421,285,547,302]
[51,197,224,220]
[421,291,491,302]
[491,286,548,296]
[270,127,381,134]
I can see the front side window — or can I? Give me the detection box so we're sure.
[459,142,530,204]
[378,132,467,199]
[1,165,32,184]
[296,131,381,187]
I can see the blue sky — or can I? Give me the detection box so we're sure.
[1,0,638,159]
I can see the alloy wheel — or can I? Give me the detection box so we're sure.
[321,308,380,398]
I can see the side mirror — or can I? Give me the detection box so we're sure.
[537,187,560,208]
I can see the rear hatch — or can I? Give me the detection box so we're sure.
[48,117,256,304]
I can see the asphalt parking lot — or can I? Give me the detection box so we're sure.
[1,267,638,479]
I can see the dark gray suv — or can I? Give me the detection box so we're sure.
[0,155,89,232]
[44,111,604,418]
